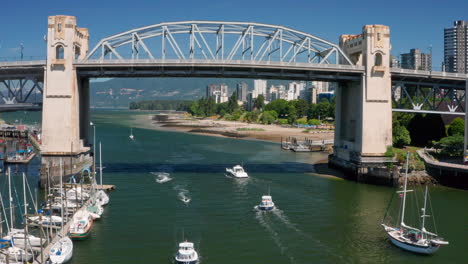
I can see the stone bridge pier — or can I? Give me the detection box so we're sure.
[330,25,396,184]
[40,15,92,186]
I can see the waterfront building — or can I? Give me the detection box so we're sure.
[444,20,468,73]
[267,85,279,101]
[236,82,248,102]
[400,48,431,71]
[288,81,305,99]
[206,84,229,103]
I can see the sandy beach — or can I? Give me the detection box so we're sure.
[139,113,334,144]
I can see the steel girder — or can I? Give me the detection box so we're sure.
[0,77,43,104]
[84,21,353,66]
[392,80,466,115]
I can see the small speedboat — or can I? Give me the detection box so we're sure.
[129,128,135,140]
[256,195,275,211]
[175,241,199,264]
[49,236,73,264]
[225,165,248,178]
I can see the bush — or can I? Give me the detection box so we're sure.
[393,125,411,147]
[447,117,465,136]
[277,118,289,125]
[261,110,278,124]
[433,135,464,157]
[307,119,321,126]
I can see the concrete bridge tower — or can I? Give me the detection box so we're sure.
[41,15,92,183]
[330,25,394,183]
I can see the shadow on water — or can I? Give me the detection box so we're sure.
[102,162,315,174]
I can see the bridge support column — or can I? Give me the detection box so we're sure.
[330,25,395,185]
[40,15,91,186]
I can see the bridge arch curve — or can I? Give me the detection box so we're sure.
[84,21,353,66]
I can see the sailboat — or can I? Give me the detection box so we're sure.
[49,236,73,264]
[129,128,134,140]
[381,152,449,254]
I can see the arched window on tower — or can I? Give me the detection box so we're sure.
[56,45,64,60]
[375,53,383,66]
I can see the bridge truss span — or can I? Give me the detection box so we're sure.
[83,21,354,66]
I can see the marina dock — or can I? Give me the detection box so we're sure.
[281,137,334,152]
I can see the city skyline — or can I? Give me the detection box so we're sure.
[0,0,467,70]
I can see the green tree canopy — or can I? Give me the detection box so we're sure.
[253,94,265,110]
[447,117,465,136]
[265,99,289,117]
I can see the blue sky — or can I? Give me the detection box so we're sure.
[0,0,466,70]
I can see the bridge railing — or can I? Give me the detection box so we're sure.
[391,67,468,79]
[0,60,46,67]
[76,58,365,71]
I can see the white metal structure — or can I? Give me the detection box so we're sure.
[84,21,353,66]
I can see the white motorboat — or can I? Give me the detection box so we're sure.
[95,190,109,206]
[175,241,199,264]
[3,228,45,247]
[256,195,275,211]
[225,165,249,178]
[153,172,172,183]
[129,128,134,140]
[381,152,449,254]
[49,236,73,264]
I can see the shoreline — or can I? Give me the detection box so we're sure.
[142,113,335,144]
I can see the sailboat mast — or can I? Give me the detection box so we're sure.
[421,185,429,239]
[23,172,27,219]
[8,167,14,230]
[99,142,103,189]
[400,152,410,227]
[60,159,64,230]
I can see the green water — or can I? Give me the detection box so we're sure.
[1,110,468,263]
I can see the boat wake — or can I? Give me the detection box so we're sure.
[151,172,173,184]
[255,211,297,264]
[272,208,301,234]
[174,185,191,204]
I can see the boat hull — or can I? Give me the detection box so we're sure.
[258,206,275,211]
[388,235,440,254]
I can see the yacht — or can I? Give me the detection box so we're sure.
[381,152,449,254]
[257,195,275,211]
[27,215,63,226]
[95,190,110,206]
[175,241,199,264]
[225,165,249,178]
[3,228,45,247]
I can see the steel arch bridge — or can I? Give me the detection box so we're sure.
[84,21,353,66]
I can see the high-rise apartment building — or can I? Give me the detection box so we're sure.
[444,21,468,73]
[400,48,431,71]
[253,80,267,98]
[206,84,229,103]
[236,82,248,102]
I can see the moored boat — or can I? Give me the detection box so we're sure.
[49,236,73,264]
[68,210,94,240]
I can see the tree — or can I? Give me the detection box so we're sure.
[287,105,297,124]
[244,111,260,123]
[433,135,464,157]
[393,125,411,147]
[261,110,278,124]
[227,91,239,114]
[447,117,465,136]
[292,99,308,117]
[253,94,265,110]
[265,99,289,117]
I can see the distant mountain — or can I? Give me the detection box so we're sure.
[90,77,292,108]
